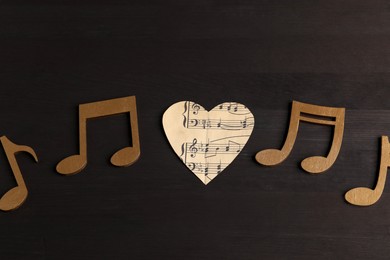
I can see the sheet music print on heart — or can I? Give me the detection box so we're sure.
[163,101,254,185]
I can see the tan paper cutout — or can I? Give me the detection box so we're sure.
[0,136,38,211]
[56,96,140,175]
[256,101,345,174]
[345,136,390,206]
[163,101,254,185]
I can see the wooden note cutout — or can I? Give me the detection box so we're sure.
[345,136,390,206]
[56,96,140,175]
[256,101,345,174]
[0,136,38,212]
[163,101,254,185]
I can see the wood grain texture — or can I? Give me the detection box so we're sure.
[0,0,390,259]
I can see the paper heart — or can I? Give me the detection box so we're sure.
[163,101,255,185]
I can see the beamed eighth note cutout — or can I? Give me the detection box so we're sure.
[163,101,254,185]
[56,96,140,175]
[0,136,38,211]
[256,101,345,174]
[345,136,390,206]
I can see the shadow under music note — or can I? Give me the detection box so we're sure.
[56,96,140,175]
[345,136,390,206]
[256,101,345,174]
[0,136,38,212]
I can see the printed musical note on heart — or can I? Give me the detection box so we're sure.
[163,101,254,185]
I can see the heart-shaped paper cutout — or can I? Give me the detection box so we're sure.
[163,101,255,185]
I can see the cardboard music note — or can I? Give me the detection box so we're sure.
[0,136,38,211]
[256,101,345,174]
[56,96,140,175]
[345,136,390,206]
[163,101,254,185]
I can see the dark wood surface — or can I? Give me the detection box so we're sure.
[0,1,390,259]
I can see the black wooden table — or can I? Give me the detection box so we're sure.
[0,1,389,259]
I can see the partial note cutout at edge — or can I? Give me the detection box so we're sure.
[0,136,38,212]
[56,96,140,175]
[345,136,390,206]
[256,101,345,174]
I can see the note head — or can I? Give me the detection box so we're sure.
[110,147,140,167]
[0,186,27,211]
[345,187,377,206]
[56,155,87,175]
[301,156,329,174]
[255,149,285,166]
